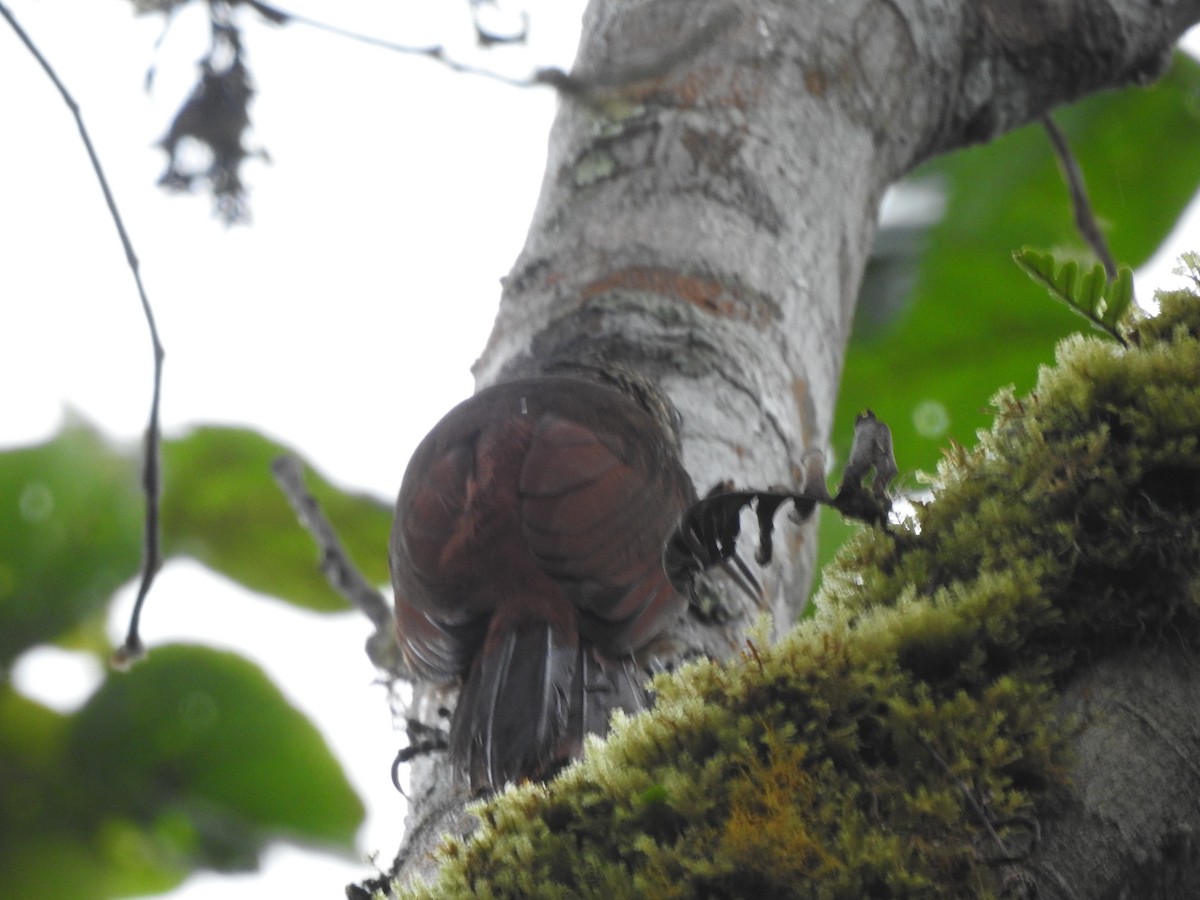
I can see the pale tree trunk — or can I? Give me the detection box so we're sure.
[387,0,1200,890]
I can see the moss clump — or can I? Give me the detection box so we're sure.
[396,290,1200,899]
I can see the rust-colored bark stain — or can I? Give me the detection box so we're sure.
[789,459,806,485]
[582,267,779,324]
[616,63,765,112]
[804,70,827,97]
[791,376,820,449]
[675,64,767,111]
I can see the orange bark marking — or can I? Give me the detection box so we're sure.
[582,267,776,323]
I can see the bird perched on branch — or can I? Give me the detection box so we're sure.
[390,376,695,793]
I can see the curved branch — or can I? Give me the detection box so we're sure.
[0,1,167,669]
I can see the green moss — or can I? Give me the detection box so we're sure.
[396,289,1200,899]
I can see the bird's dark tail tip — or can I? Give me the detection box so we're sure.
[451,615,649,793]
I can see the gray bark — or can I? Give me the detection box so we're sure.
[386,0,1200,891]
[1021,646,1200,899]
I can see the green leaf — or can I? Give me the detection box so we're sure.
[0,422,142,664]
[0,835,109,900]
[1103,266,1135,327]
[0,646,365,897]
[66,644,365,872]
[162,426,392,612]
[1078,263,1106,312]
[0,686,139,900]
[1013,247,1080,307]
[1055,259,1079,299]
[835,52,1200,484]
[1013,247,1131,342]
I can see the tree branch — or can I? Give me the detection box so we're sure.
[1041,115,1118,278]
[270,455,401,673]
[387,0,1200,890]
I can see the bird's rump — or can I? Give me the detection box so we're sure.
[390,377,694,791]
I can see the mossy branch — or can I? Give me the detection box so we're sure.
[384,282,1200,899]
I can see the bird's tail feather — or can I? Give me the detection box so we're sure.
[451,615,649,793]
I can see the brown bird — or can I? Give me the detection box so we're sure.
[390,376,695,792]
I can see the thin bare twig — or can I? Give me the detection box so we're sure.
[0,2,166,668]
[240,0,740,99]
[1042,115,1119,279]
[271,455,401,671]
[242,0,549,89]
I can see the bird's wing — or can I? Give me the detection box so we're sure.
[518,412,686,649]
[391,437,494,680]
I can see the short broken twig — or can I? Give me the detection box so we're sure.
[271,455,400,671]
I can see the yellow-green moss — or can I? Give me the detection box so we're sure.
[396,289,1200,899]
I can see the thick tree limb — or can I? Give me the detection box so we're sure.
[385,0,1200,891]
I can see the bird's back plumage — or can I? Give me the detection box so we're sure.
[390,377,693,791]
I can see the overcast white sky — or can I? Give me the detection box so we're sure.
[3,3,1198,898]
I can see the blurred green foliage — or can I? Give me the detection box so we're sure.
[161,425,393,611]
[821,52,1200,575]
[0,424,143,665]
[1,646,365,899]
[0,423,387,897]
